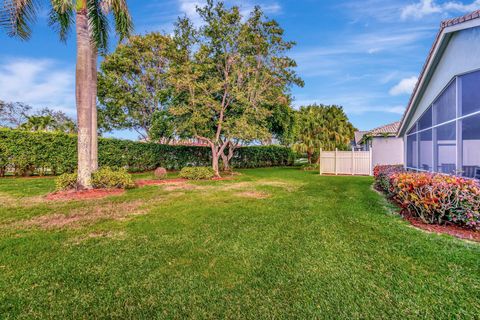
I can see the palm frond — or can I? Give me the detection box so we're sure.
[49,0,74,42]
[87,0,109,54]
[1,0,39,40]
[100,0,132,41]
[0,1,11,28]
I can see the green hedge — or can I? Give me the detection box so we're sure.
[0,129,294,176]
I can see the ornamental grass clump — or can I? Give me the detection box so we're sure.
[388,172,480,230]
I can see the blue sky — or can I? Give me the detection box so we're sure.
[1,0,480,139]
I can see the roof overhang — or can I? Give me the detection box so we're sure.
[397,14,480,137]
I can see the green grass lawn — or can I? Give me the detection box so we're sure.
[0,168,479,319]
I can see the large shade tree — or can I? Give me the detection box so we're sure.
[0,0,132,188]
[168,1,303,176]
[293,104,356,164]
[97,33,173,141]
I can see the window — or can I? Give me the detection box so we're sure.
[460,71,480,116]
[418,106,432,130]
[461,114,480,178]
[419,130,433,171]
[405,70,480,178]
[435,122,456,174]
[407,134,418,169]
[434,81,456,125]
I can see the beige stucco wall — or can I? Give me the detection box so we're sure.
[372,137,404,166]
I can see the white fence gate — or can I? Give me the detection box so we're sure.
[319,148,372,176]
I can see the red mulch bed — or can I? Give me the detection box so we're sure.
[374,185,479,242]
[402,212,480,242]
[45,189,125,201]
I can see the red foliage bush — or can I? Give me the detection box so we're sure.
[373,165,405,193]
[388,172,480,230]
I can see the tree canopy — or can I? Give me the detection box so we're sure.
[292,104,356,163]
[168,0,303,175]
[98,33,173,140]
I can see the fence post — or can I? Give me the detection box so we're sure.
[319,148,322,175]
[369,146,373,176]
[351,148,355,176]
[335,148,338,175]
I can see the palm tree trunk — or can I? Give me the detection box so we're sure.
[90,44,98,172]
[76,6,93,189]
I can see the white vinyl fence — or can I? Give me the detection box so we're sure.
[319,148,372,176]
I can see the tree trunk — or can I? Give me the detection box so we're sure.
[221,142,236,172]
[211,144,221,178]
[90,45,98,172]
[307,151,312,164]
[220,152,229,172]
[76,8,93,189]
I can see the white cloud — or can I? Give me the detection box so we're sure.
[401,0,480,20]
[293,93,406,115]
[179,0,203,19]
[177,0,281,24]
[341,0,404,23]
[389,76,418,96]
[0,58,75,116]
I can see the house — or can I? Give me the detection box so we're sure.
[397,10,480,179]
[352,131,368,151]
[355,121,404,166]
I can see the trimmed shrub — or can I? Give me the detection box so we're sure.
[55,172,78,191]
[154,167,168,179]
[55,168,135,191]
[374,168,480,230]
[0,128,294,176]
[91,167,135,189]
[179,167,215,180]
[373,165,405,193]
[389,172,480,229]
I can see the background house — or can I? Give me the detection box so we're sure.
[397,10,480,179]
[352,131,368,151]
[355,121,404,166]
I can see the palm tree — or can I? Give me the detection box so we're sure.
[1,0,132,188]
[293,104,355,163]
